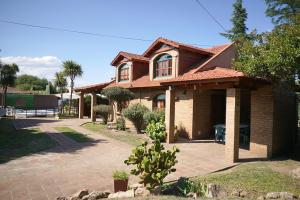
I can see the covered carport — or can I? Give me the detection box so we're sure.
[74,82,111,122]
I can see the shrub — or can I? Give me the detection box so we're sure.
[116,117,126,131]
[101,87,134,111]
[124,139,179,189]
[93,104,112,124]
[123,103,149,133]
[113,170,129,180]
[145,119,166,141]
[143,110,165,125]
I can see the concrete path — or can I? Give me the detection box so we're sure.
[0,118,261,200]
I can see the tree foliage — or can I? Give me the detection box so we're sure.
[15,74,48,91]
[0,63,19,107]
[93,104,112,124]
[145,119,166,142]
[221,0,249,41]
[265,0,300,24]
[101,86,134,111]
[54,72,67,94]
[63,60,83,114]
[234,16,300,89]
[124,139,179,189]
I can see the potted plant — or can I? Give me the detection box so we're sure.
[113,170,129,192]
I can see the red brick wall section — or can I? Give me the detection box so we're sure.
[178,49,209,75]
[132,62,149,81]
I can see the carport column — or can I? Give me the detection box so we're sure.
[79,92,84,119]
[91,92,96,122]
[225,88,240,163]
[165,86,175,143]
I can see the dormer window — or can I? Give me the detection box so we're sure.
[154,54,172,78]
[119,63,129,81]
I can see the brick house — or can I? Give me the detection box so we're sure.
[75,37,297,162]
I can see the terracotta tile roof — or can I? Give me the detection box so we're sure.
[160,67,245,85]
[74,81,112,92]
[205,44,230,54]
[143,37,214,57]
[105,75,163,89]
[111,51,149,66]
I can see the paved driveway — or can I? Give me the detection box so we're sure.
[0,118,260,200]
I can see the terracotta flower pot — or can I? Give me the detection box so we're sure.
[114,179,128,193]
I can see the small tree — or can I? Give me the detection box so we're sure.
[0,63,19,107]
[93,104,112,124]
[123,103,149,133]
[54,71,68,113]
[63,60,83,115]
[124,140,179,189]
[101,87,134,112]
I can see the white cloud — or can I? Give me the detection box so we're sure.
[1,56,62,80]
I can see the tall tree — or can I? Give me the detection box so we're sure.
[0,63,19,107]
[265,0,300,24]
[54,71,68,113]
[15,74,48,91]
[221,0,249,41]
[63,60,83,114]
[234,16,300,90]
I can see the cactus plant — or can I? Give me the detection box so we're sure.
[124,139,179,189]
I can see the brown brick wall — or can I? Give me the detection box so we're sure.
[178,49,209,75]
[132,62,149,81]
[250,85,274,158]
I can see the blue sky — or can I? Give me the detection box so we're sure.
[0,0,273,87]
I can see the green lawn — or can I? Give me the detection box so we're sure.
[194,161,300,198]
[0,118,57,163]
[82,122,145,146]
[55,126,93,142]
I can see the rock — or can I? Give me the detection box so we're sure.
[134,187,150,197]
[279,192,298,199]
[56,197,68,200]
[231,189,241,197]
[82,191,111,200]
[257,196,266,200]
[266,192,281,199]
[108,189,134,199]
[207,183,220,198]
[240,190,248,198]
[68,189,89,200]
[129,183,144,190]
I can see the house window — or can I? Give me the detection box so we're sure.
[119,64,129,81]
[154,54,172,78]
[153,94,166,110]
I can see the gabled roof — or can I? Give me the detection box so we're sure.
[143,37,214,57]
[105,75,163,89]
[74,81,112,93]
[111,51,149,66]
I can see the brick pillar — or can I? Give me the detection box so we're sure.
[225,88,240,162]
[79,92,84,119]
[165,87,175,143]
[91,93,96,122]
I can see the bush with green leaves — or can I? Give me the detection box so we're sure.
[93,104,112,124]
[145,119,166,141]
[124,139,179,189]
[112,170,129,180]
[116,117,126,131]
[101,86,134,111]
[123,103,149,133]
[143,110,165,125]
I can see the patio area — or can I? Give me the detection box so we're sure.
[0,118,263,200]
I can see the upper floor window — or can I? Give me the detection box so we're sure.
[153,93,166,110]
[154,54,172,78]
[119,64,129,81]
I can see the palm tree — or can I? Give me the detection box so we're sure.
[62,60,83,115]
[0,63,19,107]
[54,71,68,113]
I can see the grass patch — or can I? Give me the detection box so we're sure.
[82,122,145,146]
[0,118,57,163]
[195,162,300,198]
[55,126,93,142]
